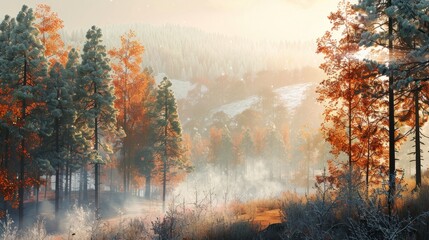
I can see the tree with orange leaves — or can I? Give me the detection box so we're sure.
[109,30,155,196]
[316,2,390,201]
[34,4,68,66]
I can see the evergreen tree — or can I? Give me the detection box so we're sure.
[355,0,429,213]
[75,26,116,213]
[39,60,77,219]
[155,77,186,211]
[355,0,398,214]
[390,1,429,189]
[1,5,48,228]
[0,13,17,216]
[63,48,91,205]
[137,80,158,199]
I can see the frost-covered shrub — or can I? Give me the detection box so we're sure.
[347,200,429,240]
[62,205,96,239]
[0,213,17,240]
[21,218,49,240]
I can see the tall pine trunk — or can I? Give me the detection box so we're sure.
[83,167,88,204]
[2,128,9,214]
[123,150,127,199]
[44,176,48,200]
[415,86,421,188]
[68,168,72,204]
[366,132,370,200]
[36,179,39,215]
[64,160,69,208]
[162,97,168,212]
[387,0,396,216]
[94,82,99,215]
[55,115,60,217]
[18,58,27,230]
[78,168,83,205]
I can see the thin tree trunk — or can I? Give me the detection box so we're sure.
[162,96,168,212]
[94,81,99,215]
[36,182,39,215]
[55,115,60,217]
[145,175,151,199]
[387,0,396,216]
[83,167,88,204]
[127,168,131,195]
[3,128,9,170]
[2,128,9,214]
[123,161,127,199]
[94,118,99,215]
[306,154,310,195]
[44,176,48,200]
[69,168,72,204]
[415,86,421,188]
[65,160,69,207]
[18,58,27,230]
[79,168,83,205]
[366,134,370,200]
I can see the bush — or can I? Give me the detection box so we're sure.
[0,212,17,240]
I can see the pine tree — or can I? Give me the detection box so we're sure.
[0,15,17,210]
[39,60,78,219]
[389,1,429,189]
[63,48,90,205]
[355,0,427,213]
[75,26,116,213]
[1,5,48,228]
[137,79,158,200]
[155,77,187,211]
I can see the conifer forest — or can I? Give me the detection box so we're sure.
[0,1,429,239]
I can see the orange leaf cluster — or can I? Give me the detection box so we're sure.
[35,4,68,65]
[316,2,389,190]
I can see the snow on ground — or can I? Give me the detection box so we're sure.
[155,74,193,99]
[211,96,260,117]
[211,82,314,117]
[274,82,314,112]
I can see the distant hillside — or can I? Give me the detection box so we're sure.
[211,82,313,118]
[61,24,321,81]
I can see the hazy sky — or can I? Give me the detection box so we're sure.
[1,0,340,41]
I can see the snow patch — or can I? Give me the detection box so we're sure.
[155,74,193,99]
[274,82,313,112]
[211,82,313,117]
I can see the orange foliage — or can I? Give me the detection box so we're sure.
[109,30,152,132]
[109,30,156,190]
[316,2,389,190]
[35,4,68,65]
